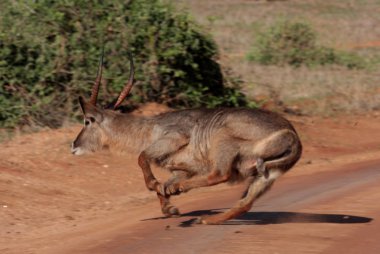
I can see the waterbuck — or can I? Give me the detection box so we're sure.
[72,54,302,224]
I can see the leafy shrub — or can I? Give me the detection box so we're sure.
[0,0,249,129]
[247,20,366,68]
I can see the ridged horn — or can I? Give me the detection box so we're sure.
[113,53,135,109]
[89,47,105,105]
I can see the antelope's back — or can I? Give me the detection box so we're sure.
[222,108,297,140]
[153,107,296,140]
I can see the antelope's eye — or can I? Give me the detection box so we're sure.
[84,117,96,126]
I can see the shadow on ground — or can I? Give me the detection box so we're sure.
[176,210,373,227]
[141,209,224,222]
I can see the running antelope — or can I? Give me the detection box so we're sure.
[72,54,302,224]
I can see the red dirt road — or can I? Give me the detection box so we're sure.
[1,108,380,253]
[70,160,380,254]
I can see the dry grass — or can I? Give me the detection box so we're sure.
[176,0,380,115]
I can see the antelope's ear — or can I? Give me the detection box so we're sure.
[78,96,88,114]
[78,96,103,122]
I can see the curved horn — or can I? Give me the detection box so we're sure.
[89,47,105,105]
[113,53,135,109]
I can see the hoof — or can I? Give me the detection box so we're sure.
[163,182,183,196]
[147,179,162,192]
[163,205,180,217]
[194,217,203,224]
[158,184,166,196]
[195,216,223,225]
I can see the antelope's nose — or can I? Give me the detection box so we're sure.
[71,142,77,154]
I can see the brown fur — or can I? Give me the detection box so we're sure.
[72,101,302,224]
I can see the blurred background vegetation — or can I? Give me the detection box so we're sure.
[247,20,367,69]
[1,0,380,131]
[178,0,380,116]
[0,0,249,129]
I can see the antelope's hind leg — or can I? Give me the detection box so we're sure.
[198,130,298,224]
[256,158,268,178]
[198,171,279,225]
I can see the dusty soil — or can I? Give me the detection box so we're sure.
[1,104,380,254]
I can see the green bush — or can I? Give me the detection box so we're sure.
[247,20,366,68]
[0,0,249,129]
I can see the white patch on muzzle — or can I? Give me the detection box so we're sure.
[71,143,85,155]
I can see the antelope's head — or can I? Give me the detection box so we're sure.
[71,52,135,155]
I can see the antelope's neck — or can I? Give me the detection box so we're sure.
[102,114,155,154]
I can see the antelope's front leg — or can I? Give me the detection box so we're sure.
[138,134,189,193]
[138,151,162,192]
[155,171,190,217]
[157,193,180,217]
[160,170,191,196]
[163,141,237,196]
